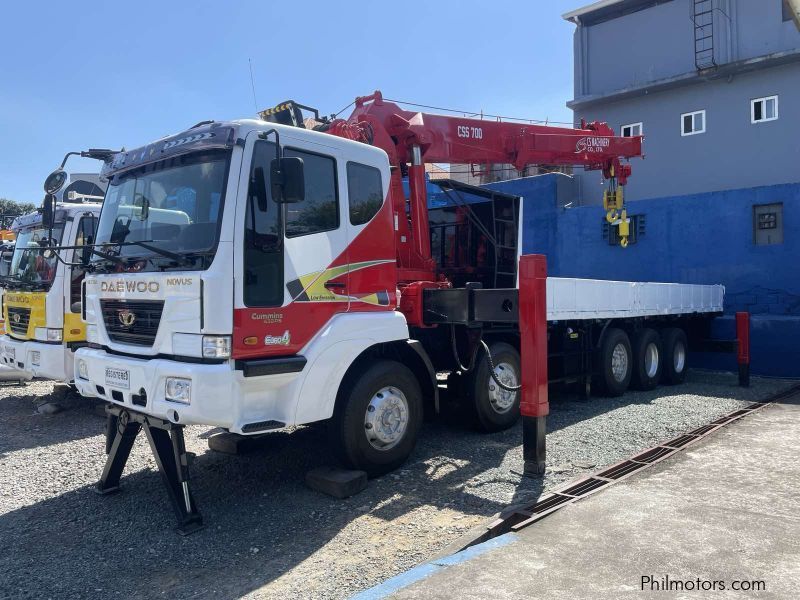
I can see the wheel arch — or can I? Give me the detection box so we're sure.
[334,340,438,417]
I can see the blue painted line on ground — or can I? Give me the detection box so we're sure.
[350,533,519,600]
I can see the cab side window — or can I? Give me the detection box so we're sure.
[283,148,338,238]
[71,216,97,312]
[244,141,284,307]
[347,162,384,226]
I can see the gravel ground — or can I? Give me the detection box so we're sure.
[0,372,796,600]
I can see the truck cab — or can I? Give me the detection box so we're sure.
[1,201,101,381]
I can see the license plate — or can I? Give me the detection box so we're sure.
[105,367,130,390]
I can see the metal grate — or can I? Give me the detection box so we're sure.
[631,446,676,464]
[663,434,700,449]
[7,307,30,337]
[559,477,609,497]
[101,299,165,346]
[597,460,648,480]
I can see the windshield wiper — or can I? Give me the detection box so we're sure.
[0,274,48,291]
[123,241,193,266]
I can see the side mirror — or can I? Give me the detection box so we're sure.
[270,157,305,204]
[44,168,68,196]
[42,194,56,230]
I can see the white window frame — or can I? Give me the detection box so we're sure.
[681,110,706,136]
[621,122,643,138]
[751,95,779,124]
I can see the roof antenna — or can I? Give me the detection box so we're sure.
[248,58,259,114]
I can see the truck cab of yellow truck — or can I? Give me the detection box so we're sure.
[1,200,102,382]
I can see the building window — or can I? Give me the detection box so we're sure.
[751,96,779,124]
[681,110,706,136]
[753,203,783,245]
[621,122,642,137]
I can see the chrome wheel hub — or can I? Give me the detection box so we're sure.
[364,386,409,451]
[611,343,629,382]
[674,341,686,373]
[644,342,659,378]
[488,361,518,414]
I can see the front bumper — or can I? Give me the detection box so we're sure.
[73,348,304,431]
[0,335,66,381]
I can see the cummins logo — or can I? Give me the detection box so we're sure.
[575,136,610,154]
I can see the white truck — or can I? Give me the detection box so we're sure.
[50,95,729,532]
[0,200,102,382]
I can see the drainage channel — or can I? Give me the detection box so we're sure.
[471,383,800,546]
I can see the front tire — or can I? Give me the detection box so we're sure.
[465,342,521,432]
[331,360,422,477]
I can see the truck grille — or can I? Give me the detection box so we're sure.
[7,307,31,337]
[101,299,165,346]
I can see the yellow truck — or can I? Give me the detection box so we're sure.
[1,202,101,382]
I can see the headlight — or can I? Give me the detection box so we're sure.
[165,377,191,404]
[202,335,231,359]
[86,324,99,344]
[31,351,41,366]
[77,359,89,380]
[35,328,63,342]
[5,346,15,361]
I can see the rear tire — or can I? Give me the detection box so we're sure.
[661,327,688,385]
[465,342,521,432]
[631,328,663,391]
[595,328,632,397]
[331,360,422,477]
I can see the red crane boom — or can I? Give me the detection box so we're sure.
[318,91,642,281]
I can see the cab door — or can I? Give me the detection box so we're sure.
[233,131,350,359]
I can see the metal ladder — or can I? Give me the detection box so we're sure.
[693,0,716,70]
[491,193,518,289]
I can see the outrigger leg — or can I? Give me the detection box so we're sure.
[519,255,549,477]
[97,405,204,535]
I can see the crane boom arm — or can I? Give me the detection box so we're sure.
[261,90,643,281]
[345,91,641,183]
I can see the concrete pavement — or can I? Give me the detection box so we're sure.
[355,394,800,599]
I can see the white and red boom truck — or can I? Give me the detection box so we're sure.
[69,91,734,532]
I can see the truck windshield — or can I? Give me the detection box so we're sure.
[94,150,229,270]
[6,224,65,290]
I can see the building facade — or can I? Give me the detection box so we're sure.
[564,0,800,204]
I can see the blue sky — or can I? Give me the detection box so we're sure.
[0,0,583,203]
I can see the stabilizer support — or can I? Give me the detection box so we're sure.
[97,405,203,535]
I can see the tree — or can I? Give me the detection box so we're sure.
[0,198,37,217]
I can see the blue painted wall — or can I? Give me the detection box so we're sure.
[483,174,800,377]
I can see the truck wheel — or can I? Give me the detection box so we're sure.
[595,328,632,397]
[331,360,422,477]
[661,328,688,385]
[631,328,662,391]
[466,342,521,432]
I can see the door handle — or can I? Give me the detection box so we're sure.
[324,281,346,289]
